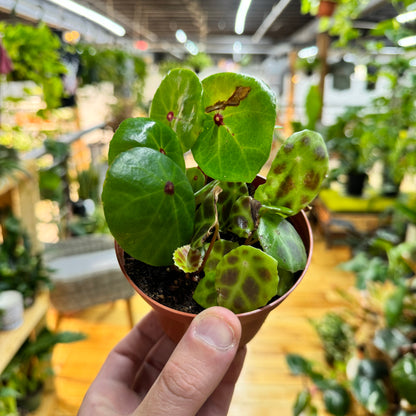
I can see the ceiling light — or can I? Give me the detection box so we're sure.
[398,35,416,47]
[235,0,252,35]
[396,10,416,23]
[46,0,126,36]
[298,46,318,59]
[185,40,199,55]
[233,41,242,53]
[175,29,187,43]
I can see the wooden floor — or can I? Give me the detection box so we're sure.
[48,234,354,416]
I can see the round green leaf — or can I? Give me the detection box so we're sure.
[258,214,307,272]
[108,117,185,171]
[323,385,350,416]
[192,72,277,182]
[102,147,195,266]
[351,376,388,415]
[150,68,203,152]
[391,354,416,405]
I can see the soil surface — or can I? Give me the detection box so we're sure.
[124,252,205,314]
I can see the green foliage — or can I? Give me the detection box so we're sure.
[0,22,66,108]
[0,215,51,305]
[102,69,329,313]
[158,52,213,75]
[311,312,354,366]
[0,327,85,413]
[288,218,416,414]
[0,144,25,180]
[286,354,351,416]
[78,44,147,102]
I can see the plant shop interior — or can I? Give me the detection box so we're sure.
[0,0,416,415]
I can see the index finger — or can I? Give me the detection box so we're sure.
[98,310,165,386]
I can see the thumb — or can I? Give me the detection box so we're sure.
[133,306,242,416]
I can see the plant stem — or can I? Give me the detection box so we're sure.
[198,222,219,273]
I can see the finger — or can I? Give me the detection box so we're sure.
[133,306,242,416]
[198,346,247,416]
[98,310,165,386]
[133,333,176,399]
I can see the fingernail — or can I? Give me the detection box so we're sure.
[194,314,236,350]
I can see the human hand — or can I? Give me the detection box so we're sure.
[78,306,246,416]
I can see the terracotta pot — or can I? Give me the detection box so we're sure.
[317,0,337,17]
[115,208,312,346]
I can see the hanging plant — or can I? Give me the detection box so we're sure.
[0,22,67,109]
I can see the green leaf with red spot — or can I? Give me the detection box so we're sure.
[258,214,307,273]
[173,245,203,273]
[192,72,277,182]
[215,245,279,313]
[102,147,195,266]
[150,69,203,152]
[186,167,206,192]
[255,129,329,214]
[108,117,185,171]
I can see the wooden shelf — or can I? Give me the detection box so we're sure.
[0,291,49,374]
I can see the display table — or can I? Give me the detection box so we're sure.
[0,291,49,374]
[313,189,395,247]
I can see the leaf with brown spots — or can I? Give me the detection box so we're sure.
[254,129,329,215]
[215,246,279,313]
[205,86,251,113]
[193,240,238,309]
[173,245,203,273]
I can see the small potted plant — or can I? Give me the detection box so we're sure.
[102,69,329,344]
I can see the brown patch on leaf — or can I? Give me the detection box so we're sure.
[315,146,327,161]
[301,135,311,146]
[243,277,260,301]
[273,163,286,175]
[257,267,272,282]
[233,296,245,312]
[276,177,295,198]
[304,171,321,190]
[205,86,251,113]
[221,268,239,286]
[283,143,294,153]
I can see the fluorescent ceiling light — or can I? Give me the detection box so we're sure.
[46,0,126,36]
[185,40,199,55]
[175,29,187,43]
[398,35,416,47]
[235,0,252,35]
[396,10,416,23]
[298,45,318,59]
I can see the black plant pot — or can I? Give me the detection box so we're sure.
[346,171,367,197]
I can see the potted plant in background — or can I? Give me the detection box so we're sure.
[286,197,416,416]
[0,327,86,414]
[0,215,51,307]
[325,106,373,196]
[102,69,329,344]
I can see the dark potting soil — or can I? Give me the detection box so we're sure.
[123,252,205,314]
